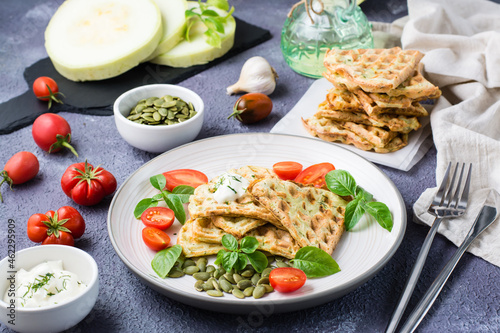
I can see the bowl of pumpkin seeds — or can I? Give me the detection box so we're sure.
[114,84,204,153]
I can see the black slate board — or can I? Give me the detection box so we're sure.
[0,17,271,134]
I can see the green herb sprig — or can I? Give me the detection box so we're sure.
[215,234,268,273]
[325,170,393,232]
[290,247,340,278]
[133,174,194,224]
[151,245,183,279]
[185,0,235,48]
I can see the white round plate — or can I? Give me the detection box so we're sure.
[107,133,406,313]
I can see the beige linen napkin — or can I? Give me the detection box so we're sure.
[401,0,500,267]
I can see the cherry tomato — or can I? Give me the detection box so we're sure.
[141,207,175,230]
[228,93,273,124]
[162,169,208,192]
[142,227,171,251]
[273,161,303,181]
[32,76,64,109]
[32,113,78,156]
[27,206,85,246]
[294,162,335,188]
[0,152,39,202]
[269,267,307,293]
[61,160,117,206]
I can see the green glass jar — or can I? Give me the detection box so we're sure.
[281,0,373,79]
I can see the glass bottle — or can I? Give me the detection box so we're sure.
[281,0,373,79]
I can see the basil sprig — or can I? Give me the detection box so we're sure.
[290,247,340,278]
[325,170,393,232]
[133,174,194,225]
[185,0,235,48]
[214,234,268,273]
[151,244,183,279]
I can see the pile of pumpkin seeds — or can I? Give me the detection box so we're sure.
[168,256,292,299]
[127,95,197,126]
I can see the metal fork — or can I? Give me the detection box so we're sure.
[385,162,472,333]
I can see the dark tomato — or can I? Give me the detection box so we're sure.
[228,93,273,124]
[269,267,307,293]
[141,207,175,230]
[142,227,171,251]
[294,162,335,188]
[273,161,303,180]
[162,169,208,192]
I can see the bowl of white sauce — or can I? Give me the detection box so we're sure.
[0,245,99,333]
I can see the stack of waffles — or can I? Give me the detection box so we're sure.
[177,166,348,259]
[303,47,441,153]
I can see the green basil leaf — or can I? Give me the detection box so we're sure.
[150,174,167,191]
[240,236,259,254]
[172,185,195,195]
[233,253,248,272]
[204,29,222,48]
[151,245,183,279]
[246,251,268,273]
[201,9,219,17]
[221,234,238,251]
[344,196,365,231]
[291,246,340,278]
[207,0,229,10]
[364,202,393,232]
[204,17,225,34]
[165,194,186,225]
[356,186,373,202]
[152,192,168,201]
[185,8,199,18]
[133,198,158,219]
[222,251,238,272]
[325,170,357,197]
[215,249,226,266]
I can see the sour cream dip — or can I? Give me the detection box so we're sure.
[3,260,87,308]
[213,172,250,203]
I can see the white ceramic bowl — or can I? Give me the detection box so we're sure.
[113,84,204,153]
[0,245,99,333]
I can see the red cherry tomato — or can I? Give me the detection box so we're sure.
[32,113,78,156]
[273,161,303,180]
[269,267,307,293]
[61,161,117,206]
[162,169,208,192]
[294,162,335,188]
[228,93,273,124]
[32,76,64,109]
[27,206,85,246]
[141,207,175,230]
[142,227,171,251]
[1,152,39,202]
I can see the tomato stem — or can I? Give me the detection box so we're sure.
[37,84,65,109]
[227,105,246,121]
[49,133,79,157]
[0,171,14,203]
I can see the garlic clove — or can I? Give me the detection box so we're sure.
[226,56,278,95]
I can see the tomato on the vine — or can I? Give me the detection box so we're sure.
[32,113,78,156]
[162,169,208,192]
[32,76,64,109]
[27,206,85,246]
[228,93,273,124]
[0,151,39,202]
[273,161,303,181]
[294,162,335,188]
[269,267,307,293]
[142,227,171,251]
[141,207,175,230]
[61,160,117,206]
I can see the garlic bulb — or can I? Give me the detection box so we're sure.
[226,56,278,95]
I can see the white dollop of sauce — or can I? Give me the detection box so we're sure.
[213,172,250,204]
[3,260,87,308]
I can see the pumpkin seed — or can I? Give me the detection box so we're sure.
[241,270,254,278]
[233,273,243,284]
[276,261,290,268]
[126,95,196,126]
[243,286,255,297]
[127,113,142,121]
[194,280,204,292]
[262,284,274,293]
[257,277,269,285]
[182,259,196,268]
[183,266,200,275]
[251,274,261,286]
[232,288,245,299]
[261,268,273,278]
[224,273,236,284]
[167,267,184,278]
[214,268,224,279]
[237,279,253,290]
[202,282,215,291]
[206,265,216,274]
[253,285,266,299]
[207,290,223,297]
[209,277,221,292]
[193,272,211,281]
[219,279,233,293]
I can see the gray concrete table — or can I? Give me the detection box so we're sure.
[1,0,499,332]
